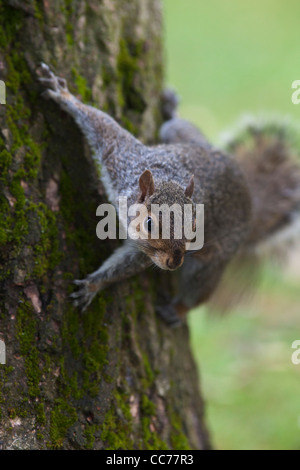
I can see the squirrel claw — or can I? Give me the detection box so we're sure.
[73,279,86,286]
[37,62,69,98]
[70,279,97,312]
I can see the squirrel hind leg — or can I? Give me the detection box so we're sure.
[159,117,209,147]
[160,88,209,146]
[161,88,180,121]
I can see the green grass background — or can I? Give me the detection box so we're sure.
[163,0,300,450]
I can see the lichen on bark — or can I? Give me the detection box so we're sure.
[0,0,210,449]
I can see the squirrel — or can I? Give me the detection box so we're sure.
[38,64,300,326]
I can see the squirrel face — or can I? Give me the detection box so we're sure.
[135,170,195,271]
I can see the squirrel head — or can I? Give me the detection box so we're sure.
[134,170,195,271]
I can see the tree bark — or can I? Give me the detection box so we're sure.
[0,0,210,450]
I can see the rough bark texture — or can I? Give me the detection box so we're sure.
[0,0,210,450]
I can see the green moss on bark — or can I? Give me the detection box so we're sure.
[49,398,77,448]
[16,300,41,398]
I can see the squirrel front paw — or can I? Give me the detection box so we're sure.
[37,62,70,101]
[156,304,184,328]
[70,278,102,312]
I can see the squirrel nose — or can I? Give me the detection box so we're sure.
[166,257,182,270]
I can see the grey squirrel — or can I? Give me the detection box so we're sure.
[38,64,300,326]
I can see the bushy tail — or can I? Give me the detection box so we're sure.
[221,115,300,256]
[209,115,300,312]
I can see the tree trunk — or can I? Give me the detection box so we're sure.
[0,0,210,450]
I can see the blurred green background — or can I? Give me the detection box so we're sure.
[163,0,300,450]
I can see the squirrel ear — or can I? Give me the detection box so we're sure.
[138,170,155,202]
[185,175,194,198]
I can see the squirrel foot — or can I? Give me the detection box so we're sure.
[70,278,101,312]
[37,62,70,101]
[156,304,184,328]
[161,88,180,121]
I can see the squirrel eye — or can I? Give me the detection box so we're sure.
[145,216,153,233]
